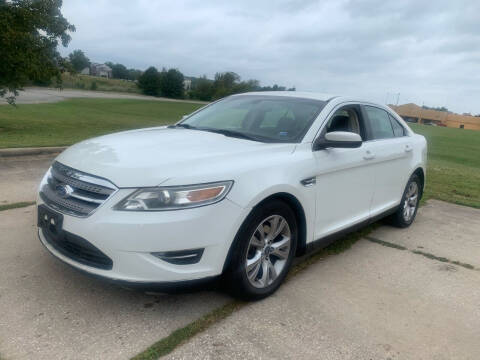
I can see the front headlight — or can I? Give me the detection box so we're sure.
[113,181,233,211]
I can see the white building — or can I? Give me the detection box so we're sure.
[80,63,112,78]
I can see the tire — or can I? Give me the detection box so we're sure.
[224,199,298,300]
[388,174,421,228]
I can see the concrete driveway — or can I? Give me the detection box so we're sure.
[0,206,230,360]
[1,155,479,359]
[0,154,54,204]
[167,200,480,360]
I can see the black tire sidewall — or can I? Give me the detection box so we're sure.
[225,199,298,300]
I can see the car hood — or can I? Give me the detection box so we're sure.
[56,127,296,187]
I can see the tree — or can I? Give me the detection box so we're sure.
[160,68,184,99]
[59,57,75,74]
[0,0,75,104]
[212,72,240,98]
[187,72,295,101]
[69,50,90,73]
[127,69,142,81]
[211,72,265,99]
[106,62,129,80]
[190,76,214,101]
[137,66,161,96]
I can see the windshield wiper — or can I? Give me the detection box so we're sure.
[168,123,197,129]
[168,124,266,142]
[199,128,264,142]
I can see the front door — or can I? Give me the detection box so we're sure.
[313,104,376,239]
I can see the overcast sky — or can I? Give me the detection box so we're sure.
[60,0,480,114]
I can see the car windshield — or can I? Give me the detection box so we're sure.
[179,95,326,143]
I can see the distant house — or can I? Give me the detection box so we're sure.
[183,79,192,91]
[80,63,112,78]
[90,63,112,78]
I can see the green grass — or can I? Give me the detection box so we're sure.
[60,73,141,93]
[131,302,245,360]
[409,123,480,208]
[364,236,407,250]
[0,201,35,212]
[0,98,203,148]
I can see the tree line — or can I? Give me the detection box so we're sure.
[68,49,296,101]
[137,67,295,101]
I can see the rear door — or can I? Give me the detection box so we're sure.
[362,105,413,216]
[312,104,376,239]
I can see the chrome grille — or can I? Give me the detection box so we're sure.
[40,162,117,217]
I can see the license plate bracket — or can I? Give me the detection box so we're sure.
[38,205,64,238]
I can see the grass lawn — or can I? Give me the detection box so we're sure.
[0,98,203,148]
[409,123,480,208]
[0,99,478,208]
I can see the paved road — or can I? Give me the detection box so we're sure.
[1,156,480,359]
[0,87,207,105]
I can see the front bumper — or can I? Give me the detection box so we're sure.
[37,189,249,284]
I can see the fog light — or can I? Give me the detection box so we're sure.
[151,248,204,265]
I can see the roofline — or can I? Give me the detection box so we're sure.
[230,91,338,102]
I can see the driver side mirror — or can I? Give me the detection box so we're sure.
[313,131,362,151]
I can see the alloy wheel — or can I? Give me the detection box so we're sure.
[403,181,418,222]
[245,215,291,288]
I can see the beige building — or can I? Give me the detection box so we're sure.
[390,103,480,130]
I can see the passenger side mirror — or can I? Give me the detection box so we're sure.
[313,131,362,150]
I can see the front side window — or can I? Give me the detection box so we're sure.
[326,107,363,138]
[180,95,326,143]
[364,106,394,140]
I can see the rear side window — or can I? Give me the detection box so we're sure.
[364,106,394,140]
[388,114,406,137]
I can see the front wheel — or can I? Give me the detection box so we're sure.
[224,200,297,300]
[388,174,421,228]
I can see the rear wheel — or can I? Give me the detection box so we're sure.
[224,200,297,300]
[388,174,421,228]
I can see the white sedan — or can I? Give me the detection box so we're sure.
[37,92,427,299]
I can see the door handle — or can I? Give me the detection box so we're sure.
[405,144,413,153]
[300,177,316,187]
[363,150,375,160]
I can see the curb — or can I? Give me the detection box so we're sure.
[0,146,67,158]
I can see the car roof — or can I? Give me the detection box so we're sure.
[230,91,394,112]
[231,91,338,102]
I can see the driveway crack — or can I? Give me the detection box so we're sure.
[364,236,477,271]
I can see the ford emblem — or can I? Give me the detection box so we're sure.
[56,184,74,198]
